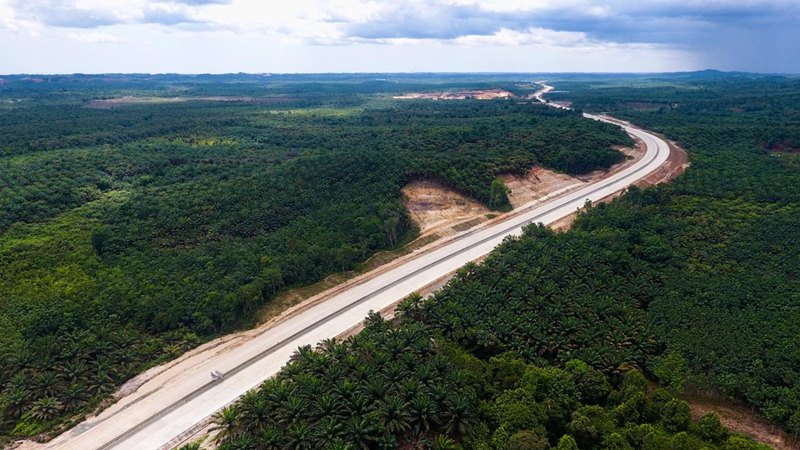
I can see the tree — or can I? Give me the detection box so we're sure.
[569,406,614,448]
[660,399,691,433]
[29,396,62,422]
[604,432,633,450]
[565,360,611,405]
[489,177,509,209]
[787,412,800,445]
[652,352,690,395]
[343,414,380,450]
[507,430,550,450]
[554,434,579,450]
[91,227,111,257]
[696,412,727,442]
[379,396,411,434]
[210,406,241,444]
[430,434,459,450]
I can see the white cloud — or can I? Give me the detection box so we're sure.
[0,0,796,73]
[67,30,126,43]
[454,27,590,47]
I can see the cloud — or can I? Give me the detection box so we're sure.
[5,0,211,29]
[0,0,798,72]
[67,31,126,43]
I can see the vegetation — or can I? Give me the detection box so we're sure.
[4,72,799,447]
[213,73,800,449]
[0,75,629,439]
[550,74,800,435]
[213,306,768,450]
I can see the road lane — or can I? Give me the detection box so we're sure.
[45,85,671,450]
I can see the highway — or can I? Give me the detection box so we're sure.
[40,84,671,450]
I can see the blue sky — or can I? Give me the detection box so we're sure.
[0,0,798,74]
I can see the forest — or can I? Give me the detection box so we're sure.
[211,313,761,450]
[0,76,630,439]
[209,73,800,449]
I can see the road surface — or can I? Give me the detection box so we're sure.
[40,84,671,450]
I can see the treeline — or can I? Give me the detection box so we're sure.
[0,83,629,439]
[211,307,767,450]
[549,77,800,434]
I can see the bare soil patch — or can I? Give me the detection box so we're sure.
[393,89,514,100]
[578,139,647,183]
[402,180,491,237]
[636,138,690,187]
[685,393,798,450]
[624,101,664,111]
[501,168,584,209]
[86,96,254,109]
[767,144,800,153]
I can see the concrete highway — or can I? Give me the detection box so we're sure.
[41,84,671,450]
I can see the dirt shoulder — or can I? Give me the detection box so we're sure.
[637,138,690,187]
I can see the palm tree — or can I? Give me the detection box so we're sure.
[60,359,87,382]
[220,434,256,450]
[176,443,201,450]
[257,425,284,450]
[323,438,354,450]
[286,421,315,450]
[409,395,439,436]
[396,292,424,319]
[239,391,269,433]
[317,416,343,442]
[62,383,86,412]
[280,395,310,425]
[2,385,30,419]
[210,406,241,444]
[35,371,60,397]
[314,393,341,418]
[345,392,372,417]
[430,435,459,450]
[29,396,63,421]
[379,395,411,434]
[364,377,390,400]
[442,395,478,437]
[343,414,380,450]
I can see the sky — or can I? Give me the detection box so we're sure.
[0,0,798,74]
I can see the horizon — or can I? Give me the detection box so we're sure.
[2,69,798,77]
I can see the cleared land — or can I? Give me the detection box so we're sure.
[393,88,514,100]
[86,96,254,108]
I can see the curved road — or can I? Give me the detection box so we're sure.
[43,84,671,450]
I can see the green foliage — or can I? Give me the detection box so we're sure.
[565,360,612,405]
[554,434,579,450]
[421,75,800,437]
[214,74,798,450]
[0,78,629,437]
[215,325,733,450]
[551,76,800,434]
[507,430,549,450]
[652,352,691,395]
[696,412,728,443]
[660,399,692,433]
[4,73,799,447]
[569,405,615,448]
